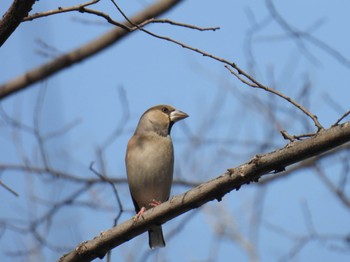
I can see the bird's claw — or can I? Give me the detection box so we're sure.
[133,206,146,221]
[149,199,162,207]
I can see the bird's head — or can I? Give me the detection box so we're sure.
[135,105,189,137]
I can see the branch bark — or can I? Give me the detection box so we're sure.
[59,122,350,262]
[0,0,36,47]
[0,0,182,100]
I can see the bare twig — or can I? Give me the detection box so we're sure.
[280,130,296,142]
[293,133,316,140]
[266,0,350,68]
[0,163,199,189]
[314,165,350,208]
[78,7,130,30]
[225,66,323,130]
[33,84,49,168]
[89,162,123,262]
[281,130,316,142]
[100,86,130,151]
[0,180,19,197]
[109,0,323,131]
[44,118,82,140]
[332,110,350,127]
[35,38,64,58]
[23,0,100,21]
[25,1,218,33]
[323,94,347,115]
[89,162,123,224]
[265,200,348,262]
[138,18,220,31]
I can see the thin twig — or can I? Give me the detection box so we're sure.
[23,0,218,34]
[100,86,130,150]
[314,165,350,208]
[293,133,317,140]
[79,8,130,30]
[0,180,19,197]
[23,0,100,21]
[332,109,350,127]
[281,130,316,142]
[138,18,220,31]
[89,162,123,262]
[44,118,82,140]
[24,1,130,31]
[33,84,50,168]
[89,162,123,224]
[266,0,350,68]
[110,0,323,131]
[225,66,323,130]
[280,130,295,142]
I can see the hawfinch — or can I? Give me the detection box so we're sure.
[126,105,188,248]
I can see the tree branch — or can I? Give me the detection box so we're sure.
[23,0,100,21]
[259,143,350,184]
[0,0,182,100]
[0,0,36,47]
[59,122,350,262]
[225,65,323,130]
[109,0,322,132]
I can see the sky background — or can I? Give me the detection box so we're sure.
[1,0,350,261]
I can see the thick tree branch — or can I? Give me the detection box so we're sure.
[259,143,350,184]
[0,0,182,100]
[0,0,36,47]
[59,122,350,262]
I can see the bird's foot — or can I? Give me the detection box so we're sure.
[133,206,146,221]
[149,199,162,207]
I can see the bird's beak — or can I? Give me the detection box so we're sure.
[170,109,189,122]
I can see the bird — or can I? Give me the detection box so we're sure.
[125,105,189,248]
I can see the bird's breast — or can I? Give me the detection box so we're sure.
[126,134,174,207]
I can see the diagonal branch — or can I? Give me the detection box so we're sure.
[225,65,323,130]
[59,122,350,262]
[0,180,19,196]
[259,143,350,185]
[0,0,182,100]
[110,0,323,131]
[0,0,36,47]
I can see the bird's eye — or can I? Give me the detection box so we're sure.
[161,107,170,114]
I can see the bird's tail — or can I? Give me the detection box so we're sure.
[148,225,165,248]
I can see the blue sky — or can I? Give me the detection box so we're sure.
[1,0,350,261]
